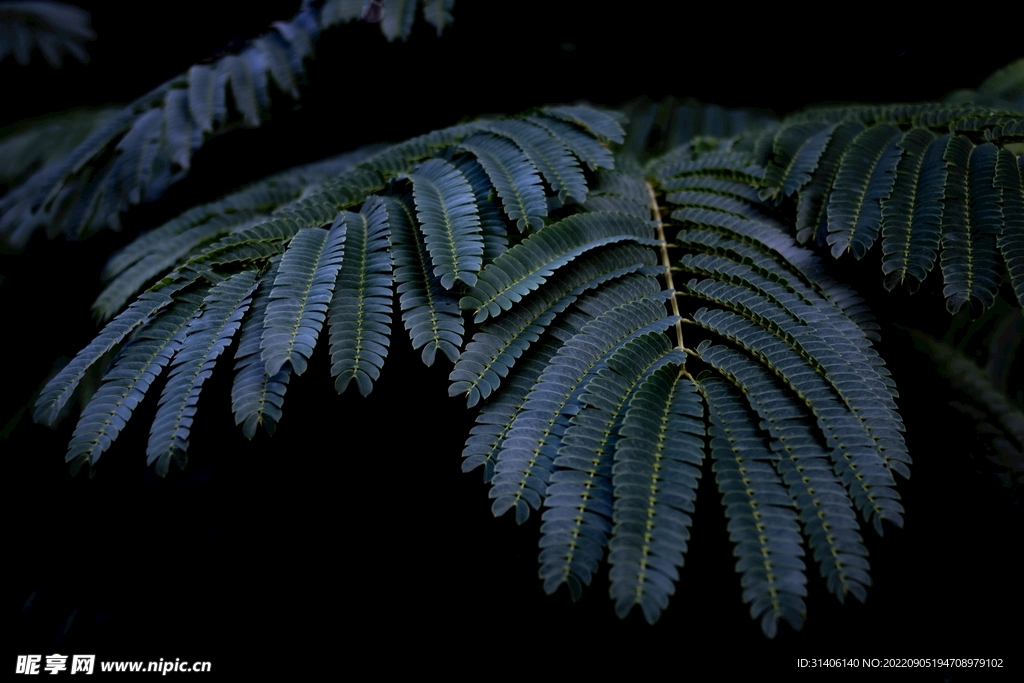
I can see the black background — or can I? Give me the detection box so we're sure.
[3,1,1023,677]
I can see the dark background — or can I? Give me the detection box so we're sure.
[3,0,1022,677]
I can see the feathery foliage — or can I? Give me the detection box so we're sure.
[34,85,1001,637]
[752,94,1024,313]
[0,0,449,249]
[0,1,93,67]
[10,15,1023,643]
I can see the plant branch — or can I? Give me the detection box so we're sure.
[647,180,684,353]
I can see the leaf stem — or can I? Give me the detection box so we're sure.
[647,181,684,353]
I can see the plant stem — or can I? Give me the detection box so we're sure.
[647,181,684,353]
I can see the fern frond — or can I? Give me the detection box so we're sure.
[29,94,937,639]
[460,211,661,323]
[260,220,347,377]
[329,198,394,396]
[607,362,702,624]
[147,271,257,475]
[179,220,295,273]
[0,1,450,249]
[665,172,764,204]
[683,250,899,417]
[34,291,174,425]
[689,306,904,534]
[649,149,764,187]
[759,121,836,201]
[182,166,384,272]
[93,214,263,321]
[985,119,1024,145]
[360,122,480,177]
[528,115,615,172]
[222,53,265,127]
[461,336,563,483]
[458,133,547,231]
[824,124,903,259]
[789,122,866,244]
[96,145,372,318]
[484,119,588,204]
[316,0,365,27]
[186,63,223,135]
[386,193,464,366]
[695,343,871,605]
[231,258,290,438]
[880,128,941,291]
[65,294,205,473]
[940,136,1002,314]
[0,107,119,186]
[489,282,677,524]
[698,376,807,639]
[671,208,824,295]
[407,158,483,289]
[272,166,390,228]
[587,168,651,206]
[540,332,684,600]
[0,1,93,67]
[420,0,454,35]
[379,0,417,41]
[98,152,368,280]
[0,3,323,246]
[753,102,1024,312]
[542,105,626,145]
[449,243,659,407]
[452,156,508,262]
[577,165,652,218]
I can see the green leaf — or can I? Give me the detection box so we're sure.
[460,211,660,323]
[147,271,257,475]
[65,295,205,473]
[688,306,904,535]
[760,121,836,201]
[529,114,616,171]
[940,136,1001,314]
[880,128,940,291]
[378,0,415,40]
[35,291,174,425]
[232,258,290,439]
[94,214,262,320]
[452,156,508,263]
[542,105,626,145]
[421,0,454,36]
[386,194,464,366]
[696,342,871,605]
[485,118,588,204]
[794,121,864,243]
[825,124,903,260]
[329,198,394,396]
[459,133,547,231]
[407,158,484,289]
[449,243,659,407]
[698,376,807,639]
[490,288,677,524]
[261,220,347,377]
[608,364,702,624]
[542,333,683,603]
[462,337,562,483]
